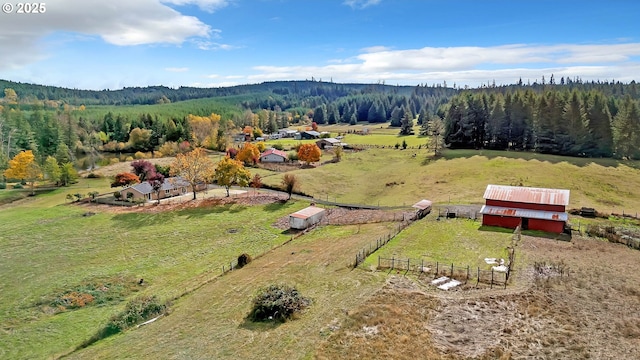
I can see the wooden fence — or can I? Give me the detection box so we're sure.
[377,256,509,289]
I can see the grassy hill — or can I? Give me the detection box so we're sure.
[1,148,640,359]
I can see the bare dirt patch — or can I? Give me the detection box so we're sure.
[316,235,640,359]
[272,208,415,230]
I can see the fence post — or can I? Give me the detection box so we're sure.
[491,269,494,289]
[466,265,470,284]
[451,263,454,278]
[391,256,395,270]
[378,256,380,268]
[477,268,480,286]
[407,258,410,271]
[436,262,439,275]
[421,259,424,273]
[223,265,225,273]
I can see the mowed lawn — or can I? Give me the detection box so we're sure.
[0,182,307,359]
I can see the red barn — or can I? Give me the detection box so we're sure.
[479,184,570,233]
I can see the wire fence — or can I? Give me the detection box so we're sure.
[353,218,415,268]
[377,256,510,289]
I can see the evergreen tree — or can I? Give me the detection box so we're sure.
[399,112,414,135]
[612,96,640,159]
[313,105,326,124]
[584,92,613,157]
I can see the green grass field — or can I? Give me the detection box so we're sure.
[2,146,640,359]
[362,213,512,270]
[259,148,640,211]
[0,181,307,359]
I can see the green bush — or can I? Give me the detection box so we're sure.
[0,183,6,189]
[247,284,311,323]
[272,143,284,151]
[86,173,102,179]
[107,296,168,333]
[13,183,23,189]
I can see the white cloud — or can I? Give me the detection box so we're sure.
[248,43,640,87]
[193,40,240,50]
[161,0,229,12]
[165,67,190,72]
[0,0,212,70]
[344,0,382,9]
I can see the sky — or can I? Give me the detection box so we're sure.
[1,0,639,90]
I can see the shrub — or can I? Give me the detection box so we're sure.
[110,158,120,164]
[288,152,298,162]
[134,151,147,159]
[125,156,134,162]
[272,143,284,151]
[86,173,102,179]
[106,296,168,333]
[113,191,122,200]
[0,183,6,189]
[13,183,23,189]
[237,253,252,268]
[247,284,311,322]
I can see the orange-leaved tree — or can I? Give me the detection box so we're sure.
[236,142,260,165]
[111,172,140,187]
[170,147,215,200]
[4,150,42,195]
[213,156,251,197]
[297,143,321,165]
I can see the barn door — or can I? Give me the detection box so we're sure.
[521,218,529,230]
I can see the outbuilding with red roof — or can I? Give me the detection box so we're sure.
[479,184,570,233]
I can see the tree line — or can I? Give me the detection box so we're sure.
[443,88,640,159]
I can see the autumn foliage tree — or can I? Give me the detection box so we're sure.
[111,172,140,187]
[187,113,221,149]
[131,160,156,181]
[297,143,321,165]
[213,156,251,197]
[170,148,215,200]
[250,173,262,195]
[148,172,165,204]
[236,142,260,165]
[4,150,42,195]
[281,173,299,200]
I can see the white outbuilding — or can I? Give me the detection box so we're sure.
[289,206,326,230]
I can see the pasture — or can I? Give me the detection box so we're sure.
[1,146,640,359]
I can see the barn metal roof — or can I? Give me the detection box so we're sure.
[290,206,326,219]
[412,199,433,210]
[480,205,568,221]
[483,184,570,206]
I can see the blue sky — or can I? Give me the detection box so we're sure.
[1,0,639,90]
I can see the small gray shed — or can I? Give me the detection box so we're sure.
[289,206,326,230]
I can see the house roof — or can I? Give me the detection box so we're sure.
[483,184,570,206]
[290,206,326,219]
[123,177,189,195]
[303,130,321,136]
[412,199,433,210]
[319,138,341,144]
[480,205,568,221]
[260,148,288,158]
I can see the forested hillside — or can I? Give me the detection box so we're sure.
[443,79,640,158]
[1,78,640,185]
